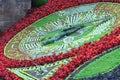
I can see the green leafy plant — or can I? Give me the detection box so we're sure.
[32,0,48,7]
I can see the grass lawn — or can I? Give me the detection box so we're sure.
[74,47,120,79]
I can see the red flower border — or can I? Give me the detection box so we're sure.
[0,0,120,80]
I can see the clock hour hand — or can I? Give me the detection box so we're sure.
[41,25,84,45]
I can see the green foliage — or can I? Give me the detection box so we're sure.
[32,0,48,7]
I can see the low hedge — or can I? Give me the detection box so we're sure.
[32,0,48,7]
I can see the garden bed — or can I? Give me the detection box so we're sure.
[0,0,120,80]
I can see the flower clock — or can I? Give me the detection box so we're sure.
[1,0,120,80]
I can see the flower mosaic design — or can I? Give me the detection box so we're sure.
[4,8,115,60]
[1,1,120,80]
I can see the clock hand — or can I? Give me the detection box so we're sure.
[41,15,111,45]
[62,15,111,31]
[42,25,84,45]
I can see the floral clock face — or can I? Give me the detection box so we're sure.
[3,2,120,80]
[4,3,116,60]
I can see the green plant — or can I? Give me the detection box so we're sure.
[32,0,48,7]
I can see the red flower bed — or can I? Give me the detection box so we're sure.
[0,0,120,80]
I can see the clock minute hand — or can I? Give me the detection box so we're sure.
[41,15,111,45]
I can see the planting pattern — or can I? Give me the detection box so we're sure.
[1,1,120,80]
